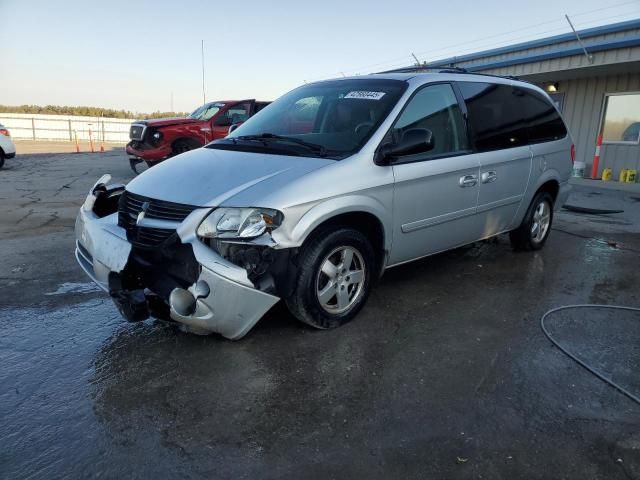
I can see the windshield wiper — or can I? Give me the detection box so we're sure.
[235,133,327,157]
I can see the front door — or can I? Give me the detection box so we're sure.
[389,83,480,265]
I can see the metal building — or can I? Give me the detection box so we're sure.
[417,19,640,179]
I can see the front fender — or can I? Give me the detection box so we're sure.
[273,193,392,252]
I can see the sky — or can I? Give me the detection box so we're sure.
[1,0,639,113]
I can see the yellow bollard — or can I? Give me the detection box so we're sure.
[601,168,613,181]
[619,169,628,182]
[626,169,637,183]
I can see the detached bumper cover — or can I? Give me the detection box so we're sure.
[169,266,279,339]
[126,142,172,162]
[75,209,131,291]
[74,206,280,339]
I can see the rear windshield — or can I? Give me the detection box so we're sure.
[215,79,407,159]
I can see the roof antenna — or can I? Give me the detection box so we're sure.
[565,15,593,64]
[411,52,422,66]
[201,40,206,104]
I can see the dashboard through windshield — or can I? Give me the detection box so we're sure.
[210,79,407,159]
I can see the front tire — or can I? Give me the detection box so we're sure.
[286,228,375,329]
[172,139,200,156]
[510,191,554,251]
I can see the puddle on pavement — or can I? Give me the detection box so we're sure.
[582,237,620,264]
[0,299,283,478]
[45,281,103,295]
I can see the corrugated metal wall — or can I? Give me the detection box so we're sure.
[485,44,640,78]
[559,73,640,177]
[454,27,640,73]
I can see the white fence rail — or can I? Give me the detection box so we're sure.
[0,113,135,143]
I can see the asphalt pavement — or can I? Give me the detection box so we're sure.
[1,143,638,479]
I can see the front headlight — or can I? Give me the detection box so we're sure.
[152,131,162,140]
[197,207,282,239]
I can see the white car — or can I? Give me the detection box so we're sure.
[0,124,16,168]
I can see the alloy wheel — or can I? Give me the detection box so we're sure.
[315,246,366,314]
[531,199,551,243]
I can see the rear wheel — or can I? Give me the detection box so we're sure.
[285,228,375,329]
[509,191,554,251]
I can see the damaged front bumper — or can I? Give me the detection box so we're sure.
[74,186,280,340]
[126,141,172,163]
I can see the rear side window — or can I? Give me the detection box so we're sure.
[519,88,567,143]
[457,82,527,152]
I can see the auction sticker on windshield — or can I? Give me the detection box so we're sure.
[344,91,386,100]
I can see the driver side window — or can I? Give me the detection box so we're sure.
[394,83,469,159]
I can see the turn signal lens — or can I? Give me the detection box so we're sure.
[0,128,10,137]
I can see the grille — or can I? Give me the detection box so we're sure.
[118,191,197,248]
[129,123,146,141]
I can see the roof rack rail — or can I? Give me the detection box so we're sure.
[463,71,521,81]
[377,66,468,74]
[376,66,522,81]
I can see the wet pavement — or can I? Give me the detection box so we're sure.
[1,150,639,479]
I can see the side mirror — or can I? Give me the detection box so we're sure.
[377,128,434,164]
[228,123,240,134]
[214,116,232,127]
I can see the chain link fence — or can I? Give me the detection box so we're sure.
[0,113,134,143]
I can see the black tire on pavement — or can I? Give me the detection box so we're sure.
[509,191,555,251]
[172,139,200,156]
[285,227,375,330]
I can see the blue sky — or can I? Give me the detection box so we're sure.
[1,0,639,113]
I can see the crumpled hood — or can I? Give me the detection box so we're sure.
[136,117,199,128]
[125,147,334,207]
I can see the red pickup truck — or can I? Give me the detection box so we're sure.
[126,99,269,172]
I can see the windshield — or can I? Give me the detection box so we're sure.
[212,79,407,159]
[189,102,225,121]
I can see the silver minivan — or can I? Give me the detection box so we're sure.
[75,71,572,339]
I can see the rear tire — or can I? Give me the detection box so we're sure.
[509,191,554,251]
[285,228,375,330]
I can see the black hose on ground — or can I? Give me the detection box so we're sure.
[562,204,624,214]
[541,304,640,406]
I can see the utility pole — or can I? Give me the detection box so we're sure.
[201,40,206,104]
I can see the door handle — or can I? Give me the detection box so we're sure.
[200,127,211,132]
[481,171,497,184]
[459,174,478,187]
